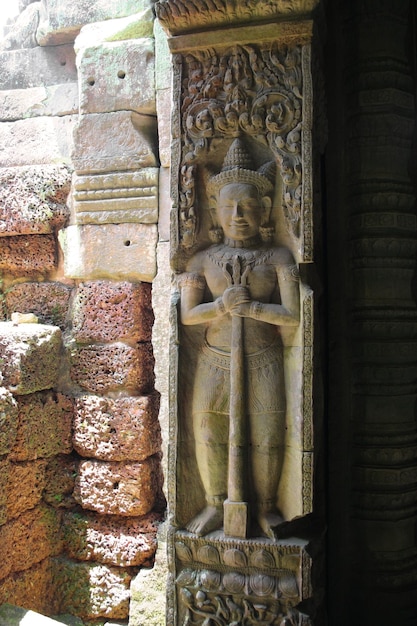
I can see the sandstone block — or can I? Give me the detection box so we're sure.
[0,234,56,277]
[60,223,158,282]
[158,166,171,240]
[157,88,172,169]
[0,165,71,236]
[0,45,76,91]
[0,116,76,167]
[6,460,47,521]
[72,111,157,174]
[5,282,72,329]
[0,2,41,52]
[0,84,78,121]
[70,342,154,394]
[0,387,18,456]
[11,392,73,462]
[78,38,155,115]
[37,0,153,45]
[0,323,62,394]
[0,505,62,580]
[72,281,153,344]
[43,454,78,509]
[73,457,159,516]
[73,393,161,461]
[52,557,132,619]
[62,510,161,567]
[0,560,58,615]
[72,168,158,225]
[75,8,154,51]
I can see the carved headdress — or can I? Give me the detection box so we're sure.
[207,138,276,199]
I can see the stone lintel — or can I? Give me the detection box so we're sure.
[167,18,314,53]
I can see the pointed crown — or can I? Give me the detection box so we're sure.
[207,138,275,199]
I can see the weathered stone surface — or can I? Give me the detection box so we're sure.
[156,87,172,169]
[72,168,158,225]
[0,234,56,277]
[0,505,62,580]
[129,524,167,626]
[0,604,65,626]
[0,83,78,121]
[0,459,9,525]
[62,510,161,566]
[77,38,156,115]
[158,167,171,240]
[0,560,58,615]
[0,116,76,167]
[71,111,157,174]
[5,282,72,328]
[73,393,161,461]
[60,223,158,282]
[6,460,47,521]
[73,457,159,516]
[71,281,153,344]
[11,392,73,461]
[43,454,78,509]
[37,0,153,45]
[0,323,62,394]
[75,8,154,50]
[70,343,154,394]
[0,2,41,51]
[0,165,71,236]
[0,44,76,90]
[0,387,18,456]
[52,558,132,619]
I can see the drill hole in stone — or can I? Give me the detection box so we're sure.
[60,60,67,66]
[124,240,131,247]
[88,78,95,86]
[113,482,119,490]
[118,70,126,79]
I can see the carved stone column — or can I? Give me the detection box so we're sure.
[326,1,417,624]
[156,2,325,624]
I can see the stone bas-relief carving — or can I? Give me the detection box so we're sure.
[180,138,299,540]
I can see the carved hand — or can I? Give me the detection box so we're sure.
[222,286,251,313]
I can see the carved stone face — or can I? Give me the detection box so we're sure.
[216,182,266,242]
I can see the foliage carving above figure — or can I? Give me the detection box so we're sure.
[175,44,305,256]
[179,138,300,540]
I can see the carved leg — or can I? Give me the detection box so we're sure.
[187,410,228,535]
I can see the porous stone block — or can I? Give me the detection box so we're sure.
[62,509,161,566]
[72,168,158,225]
[0,323,62,394]
[0,165,71,236]
[60,223,158,282]
[71,111,157,174]
[52,557,132,620]
[0,459,9,525]
[11,392,73,461]
[0,116,76,167]
[0,83,78,121]
[73,457,159,516]
[77,38,155,115]
[72,281,153,344]
[70,342,154,394]
[0,387,18,455]
[6,460,47,520]
[0,45,76,90]
[37,0,153,45]
[43,454,78,509]
[0,560,58,615]
[73,393,161,461]
[0,234,56,277]
[5,282,72,328]
[0,505,62,580]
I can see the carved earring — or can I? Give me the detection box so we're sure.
[259,223,275,242]
[209,225,224,243]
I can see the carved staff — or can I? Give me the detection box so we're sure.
[224,256,250,538]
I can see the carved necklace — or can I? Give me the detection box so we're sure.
[207,242,274,275]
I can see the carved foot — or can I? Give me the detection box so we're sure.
[186,505,224,536]
[257,510,284,540]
